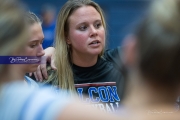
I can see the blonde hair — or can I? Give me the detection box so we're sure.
[44,0,106,93]
[0,0,28,74]
[135,0,180,86]
[25,11,41,25]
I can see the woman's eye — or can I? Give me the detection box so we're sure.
[95,23,102,28]
[30,44,37,48]
[79,26,87,31]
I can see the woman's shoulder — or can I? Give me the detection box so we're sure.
[102,46,125,72]
[103,46,122,60]
[103,46,122,63]
[0,81,71,120]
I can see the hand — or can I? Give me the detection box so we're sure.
[29,47,57,81]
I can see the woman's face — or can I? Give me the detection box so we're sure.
[67,6,105,59]
[22,23,45,73]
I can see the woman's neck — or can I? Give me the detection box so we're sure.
[72,53,98,67]
[0,65,25,85]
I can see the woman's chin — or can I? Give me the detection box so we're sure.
[89,48,103,56]
[26,64,39,73]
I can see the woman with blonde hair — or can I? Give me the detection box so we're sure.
[0,0,121,119]
[0,0,124,120]
[34,0,125,112]
[23,11,45,87]
[0,11,45,88]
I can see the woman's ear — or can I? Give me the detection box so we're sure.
[122,34,137,68]
[66,36,71,44]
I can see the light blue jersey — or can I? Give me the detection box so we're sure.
[0,81,70,120]
[25,76,39,88]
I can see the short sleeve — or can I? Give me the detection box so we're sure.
[0,82,71,120]
[103,46,124,72]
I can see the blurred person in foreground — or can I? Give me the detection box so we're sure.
[0,0,121,120]
[120,0,180,119]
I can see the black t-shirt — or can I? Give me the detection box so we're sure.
[28,47,126,112]
[73,47,126,112]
